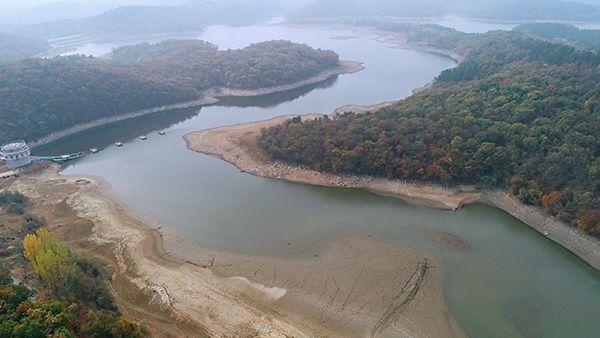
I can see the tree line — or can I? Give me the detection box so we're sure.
[258,30,600,237]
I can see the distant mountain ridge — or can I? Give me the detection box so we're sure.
[10,0,282,39]
[291,0,600,22]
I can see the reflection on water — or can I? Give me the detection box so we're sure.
[217,76,339,108]
[34,108,201,156]
[42,24,600,338]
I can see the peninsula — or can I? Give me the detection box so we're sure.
[0,39,361,147]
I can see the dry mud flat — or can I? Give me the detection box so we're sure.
[9,165,465,337]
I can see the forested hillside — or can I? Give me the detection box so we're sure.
[0,40,340,143]
[111,39,340,90]
[514,23,600,51]
[258,31,600,237]
[0,33,50,61]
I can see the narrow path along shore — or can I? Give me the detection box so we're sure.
[30,60,364,148]
[9,164,465,337]
[183,113,600,271]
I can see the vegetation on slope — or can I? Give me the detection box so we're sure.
[258,31,600,237]
[111,39,340,90]
[514,23,600,52]
[0,33,50,61]
[0,190,144,337]
[0,229,145,337]
[0,40,340,144]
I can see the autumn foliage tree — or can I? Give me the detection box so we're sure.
[23,228,70,293]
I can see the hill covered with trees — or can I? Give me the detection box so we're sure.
[0,33,50,61]
[0,40,340,144]
[258,30,600,237]
[111,39,340,90]
[514,23,600,51]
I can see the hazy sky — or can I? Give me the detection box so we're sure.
[0,0,176,10]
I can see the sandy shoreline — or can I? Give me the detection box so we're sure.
[30,60,363,149]
[184,114,481,211]
[184,114,600,271]
[6,164,465,337]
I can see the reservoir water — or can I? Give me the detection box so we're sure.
[38,24,600,338]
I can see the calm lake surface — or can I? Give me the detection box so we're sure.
[39,24,600,338]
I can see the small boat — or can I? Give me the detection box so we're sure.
[90,148,99,153]
[158,131,166,135]
[115,142,123,147]
[139,135,147,140]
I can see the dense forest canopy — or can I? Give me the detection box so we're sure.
[514,23,600,51]
[0,40,340,144]
[291,0,600,22]
[258,30,600,237]
[0,33,50,61]
[111,39,340,90]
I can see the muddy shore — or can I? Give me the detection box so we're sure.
[6,164,465,337]
[30,60,363,149]
[184,114,600,271]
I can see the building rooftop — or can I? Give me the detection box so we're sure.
[1,140,28,152]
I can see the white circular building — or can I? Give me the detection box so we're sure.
[1,140,32,168]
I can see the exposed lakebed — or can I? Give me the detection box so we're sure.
[38,24,600,337]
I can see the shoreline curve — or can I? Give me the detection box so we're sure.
[183,112,600,271]
[29,60,364,149]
